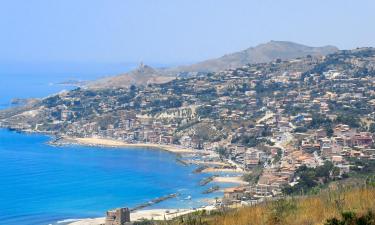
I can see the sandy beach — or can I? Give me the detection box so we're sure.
[213,176,248,185]
[68,207,216,225]
[189,160,230,166]
[61,137,195,154]
[57,137,239,225]
[202,167,243,173]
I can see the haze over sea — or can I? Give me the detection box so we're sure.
[0,65,227,225]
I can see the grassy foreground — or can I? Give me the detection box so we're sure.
[210,188,375,225]
[151,186,375,225]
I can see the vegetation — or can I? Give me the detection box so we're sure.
[282,161,339,195]
[369,123,375,133]
[215,146,229,159]
[155,187,375,225]
[308,114,332,129]
[325,211,375,225]
[347,158,375,177]
[335,114,361,128]
[242,165,263,185]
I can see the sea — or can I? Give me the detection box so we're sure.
[0,64,232,225]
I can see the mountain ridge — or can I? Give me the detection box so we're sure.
[168,40,338,73]
[89,41,338,89]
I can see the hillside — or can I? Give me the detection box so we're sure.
[1,49,375,225]
[169,40,338,73]
[1,47,375,225]
[163,186,375,225]
[89,41,338,88]
[89,63,174,89]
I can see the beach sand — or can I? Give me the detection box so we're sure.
[68,207,216,225]
[59,138,229,225]
[213,176,248,185]
[202,167,243,173]
[62,137,194,154]
[67,217,104,225]
[189,160,229,166]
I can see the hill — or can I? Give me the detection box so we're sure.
[89,41,338,88]
[169,40,338,73]
[163,186,375,225]
[89,63,174,89]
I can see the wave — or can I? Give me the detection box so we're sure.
[56,218,81,223]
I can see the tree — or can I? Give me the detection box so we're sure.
[197,106,214,118]
[216,146,228,159]
[325,211,375,225]
[130,84,137,92]
[327,127,334,137]
[335,114,360,128]
[294,127,308,133]
[308,114,332,129]
[282,161,338,195]
[369,123,375,133]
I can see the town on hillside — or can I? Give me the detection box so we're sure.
[1,48,375,208]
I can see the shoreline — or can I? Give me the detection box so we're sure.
[57,136,246,225]
[67,206,216,225]
[0,128,196,155]
[53,136,196,154]
[1,130,245,224]
[202,167,243,173]
[213,176,248,185]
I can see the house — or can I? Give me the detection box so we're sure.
[223,187,247,204]
[331,155,343,165]
[315,129,326,139]
[179,136,192,147]
[234,145,246,155]
[353,133,373,147]
[250,184,280,197]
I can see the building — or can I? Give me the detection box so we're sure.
[105,208,131,225]
[223,187,247,204]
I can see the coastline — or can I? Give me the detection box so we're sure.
[55,136,246,225]
[3,130,246,224]
[67,206,216,225]
[0,128,235,225]
[0,128,195,154]
[54,136,195,154]
[65,175,245,225]
[201,167,243,173]
[213,176,248,185]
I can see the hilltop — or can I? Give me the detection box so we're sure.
[168,40,338,73]
[89,63,174,89]
[89,41,338,88]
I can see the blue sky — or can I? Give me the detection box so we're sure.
[1,0,374,65]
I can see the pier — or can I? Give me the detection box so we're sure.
[130,193,179,212]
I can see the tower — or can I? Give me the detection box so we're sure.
[105,208,131,225]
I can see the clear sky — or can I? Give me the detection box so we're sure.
[1,0,374,65]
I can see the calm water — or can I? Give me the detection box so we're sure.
[0,129,219,225]
[0,68,226,225]
[0,63,135,109]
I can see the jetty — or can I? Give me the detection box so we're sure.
[202,185,220,194]
[199,175,218,186]
[193,165,208,174]
[130,193,179,212]
[176,158,189,166]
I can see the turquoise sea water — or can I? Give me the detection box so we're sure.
[0,129,221,225]
[0,69,228,225]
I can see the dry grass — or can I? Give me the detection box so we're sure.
[208,187,375,225]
